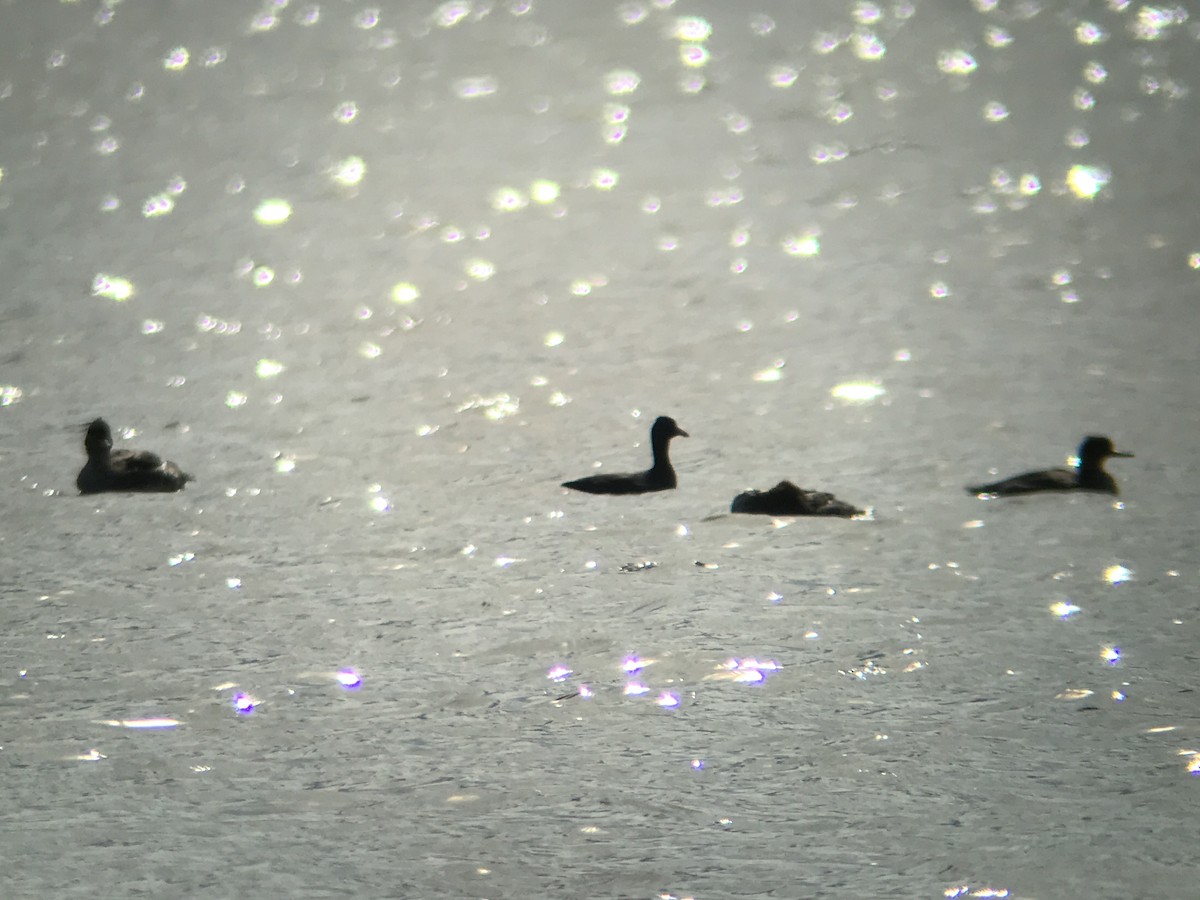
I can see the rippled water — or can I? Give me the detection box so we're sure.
[3,2,1199,897]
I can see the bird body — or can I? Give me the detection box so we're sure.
[77,418,192,494]
[562,416,688,495]
[967,435,1132,497]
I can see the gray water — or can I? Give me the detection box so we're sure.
[2,1,1199,897]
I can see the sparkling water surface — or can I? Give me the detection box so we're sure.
[2,1,1199,897]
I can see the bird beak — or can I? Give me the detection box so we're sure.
[676,427,690,438]
[1111,450,1134,458]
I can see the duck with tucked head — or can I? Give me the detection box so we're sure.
[77,418,193,494]
[562,415,688,495]
[731,480,863,517]
[966,435,1133,497]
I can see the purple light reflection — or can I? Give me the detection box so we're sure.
[722,656,781,684]
[621,655,648,675]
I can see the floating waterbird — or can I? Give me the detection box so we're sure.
[731,480,863,517]
[562,416,688,495]
[966,435,1132,497]
[77,418,192,494]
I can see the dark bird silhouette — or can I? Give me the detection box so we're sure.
[731,480,863,517]
[77,418,192,494]
[562,416,688,495]
[966,435,1132,497]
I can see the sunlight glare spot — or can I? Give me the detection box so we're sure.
[491,186,528,211]
[391,282,420,304]
[983,101,1009,122]
[985,26,1013,48]
[254,198,292,226]
[813,31,841,54]
[831,381,885,403]
[591,168,619,190]
[100,717,181,729]
[826,102,853,124]
[92,274,134,301]
[604,102,630,124]
[753,360,785,382]
[1075,21,1108,44]
[531,179,560,203]
[605,69,640,95]
[331,157,366,188]
[1130,6,1186,40]
[768,65,798,88]
[1104,564,1133,585]
[457,393,519,420]
[163,47,189,70]
[781,232,820,257]
[354,8,380,29]
[621,655,652,675]
[1084,62,1108,84]
[465,259,495,281]
[938,50,977,75]
[453,76,497,99]
[852,31,886,60]
[1056,688,1093,701]
[360,342,382,359]
[142,193,174,217]
[1067,164,1110,199]
[250,12,280,32]
[256,359,285,379]
[1101,645,1121,665]
[673,16,711,41]
[618,3,648,26]
[435,1,471,28]
[1050,601,1082,619]
[679,43,709,68]
[811,144,848,164]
